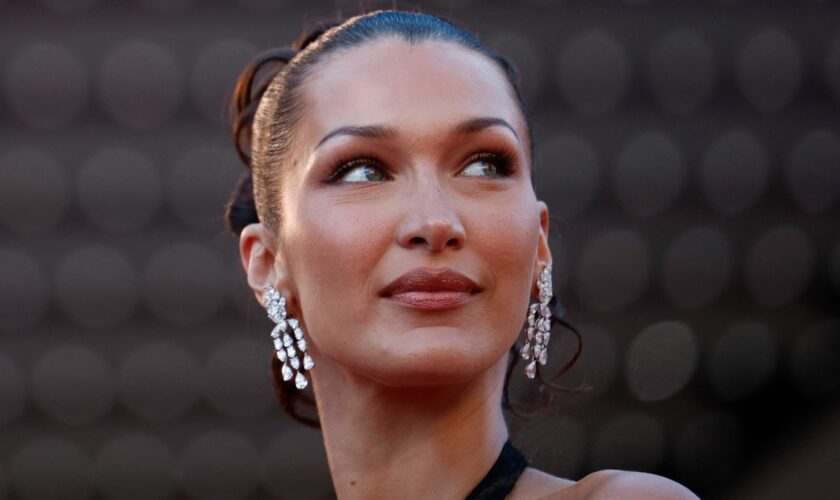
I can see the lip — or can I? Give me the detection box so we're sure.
[379,267,482,311]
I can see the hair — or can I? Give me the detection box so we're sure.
[223,8,582,428]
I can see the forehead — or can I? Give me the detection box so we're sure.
[298,38,525,149]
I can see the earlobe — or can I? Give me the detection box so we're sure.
[239,223,285,307]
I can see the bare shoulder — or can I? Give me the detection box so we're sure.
[508,467,575,499]
[573,470,699,500]
[510,468,698,500]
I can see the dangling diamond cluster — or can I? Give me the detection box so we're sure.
[519,264,553,379]
[265,285,314,390]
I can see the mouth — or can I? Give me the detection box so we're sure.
[379,267,482,311]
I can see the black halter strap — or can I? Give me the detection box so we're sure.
[464,439,528,500]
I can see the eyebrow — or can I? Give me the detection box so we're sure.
[314,116,519,150]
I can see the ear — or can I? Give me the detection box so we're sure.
[238,222,291,309]
[533,200,552,294]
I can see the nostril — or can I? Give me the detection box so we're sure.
[399,218,466,251]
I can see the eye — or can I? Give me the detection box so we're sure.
[327,157,389,183]
[341,164,386,183]
[459,151,515,178]
[461,161,499,177]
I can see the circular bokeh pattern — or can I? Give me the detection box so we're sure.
[0,353,26,428]
[646,29,718,114]
[98,40,183,128]
[0,249,49,332]
[577,230,650,313]
[0,148,69,236]
[612,132,685,217]
[557,30,630,116]
[30,345,116,426]
[203,338,275,419]
[119,341,200,422]
[737,28,802,112]
[168,145,242,231]
[707,321,777,401]
[661,226,732,310]
[556,323,619,400]
[191,39,258,123]
[95,433,177,500]
[3,42,88,129]
[626,321,698,401]
[786,129,840,213]
[10,438,94,500]
[701,129,769,215]
[53,245,139,328]
[76,148,163,233]
[180,430,260,500]
[744,225,813,307]
[486,31,546,103]
[143,242,227,326]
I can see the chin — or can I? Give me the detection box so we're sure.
[356,327,508,387]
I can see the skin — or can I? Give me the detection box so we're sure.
[240,38,698,500]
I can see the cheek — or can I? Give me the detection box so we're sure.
[468,196,540,293]
[284,194,393,342]
[422,192,541,375]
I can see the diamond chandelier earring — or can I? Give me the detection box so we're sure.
[264,285,314,390]
[519,264,553,379]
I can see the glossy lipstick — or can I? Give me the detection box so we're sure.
[379,267,481,311]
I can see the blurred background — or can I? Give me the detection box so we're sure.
[0,0,838,498]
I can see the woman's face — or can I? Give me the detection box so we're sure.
[266,38,550,386]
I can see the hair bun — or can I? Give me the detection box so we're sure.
[293,18,342,52]
[229,46,296,169]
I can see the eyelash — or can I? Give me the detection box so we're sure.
[325,154,383,183]
[324,146,519,183]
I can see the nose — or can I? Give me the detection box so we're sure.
[396,181,466,252]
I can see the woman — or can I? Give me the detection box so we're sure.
[224,9,697,499]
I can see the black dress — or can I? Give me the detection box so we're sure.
[464,439,528,500]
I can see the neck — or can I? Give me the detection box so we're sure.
[310,355,511,500]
